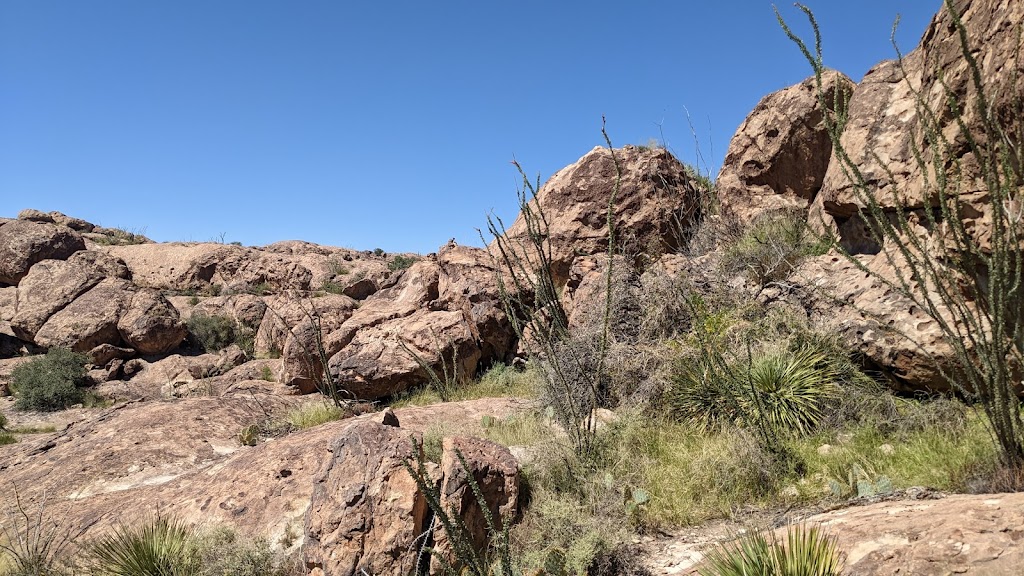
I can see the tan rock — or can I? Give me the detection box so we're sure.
[717,71,855,225]
[0,220,86,285]
[431,437,520,573]
[34,278,132,353]
[18,209,96,232]
[118,289,187,356]
[303,419,428,576]
[497,146,704,287]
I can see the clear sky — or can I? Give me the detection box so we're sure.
[2,1,939,254]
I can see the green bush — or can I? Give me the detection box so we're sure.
[187,312,239,353]
[388,254,418,271]
[11,348,88,412]
[699,524,843,576]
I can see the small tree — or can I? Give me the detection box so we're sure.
[777,1,1024,468]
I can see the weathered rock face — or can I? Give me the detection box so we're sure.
[498,146,704,287]
[8,250,184,357]
[812,0,1024,251]
[118,289,188,356]
[0,395,524,573]
[17,209,96,232]
[0,220,86,285]
[304,418,429,576]
[717,71,855,224]
[431,436,520,574]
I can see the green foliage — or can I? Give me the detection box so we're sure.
[388,254,419,271]
[372,247,385,257]
[669,342,838,439]
[0,432,15,446]
[186,313,239,353]
[188,527,294,576]
[93,227,149,246]
[320,280,346,295]
[284,401,344,430]
[699,524,843,576]
[11,348,88,412]
[260,366,274,382]
[89,516,196,576]
[0,412,6,430]
[721,209,830,287]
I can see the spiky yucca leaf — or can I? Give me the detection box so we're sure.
[744,347,838,437]
[699,524,843,576]
[89,516,196,576]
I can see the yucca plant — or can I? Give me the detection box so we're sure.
[88,516,196,576]
[744,347,838,438]
[700,524,843,576]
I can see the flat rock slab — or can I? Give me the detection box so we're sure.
[645,493,1024,575]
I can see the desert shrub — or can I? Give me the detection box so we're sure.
[89,516,196,576]
[720,209,830,287]
[320,280,346,295]
[187,313,239,353]
[669,338,839,440]
[189,527,295,576]
[10,348,88,412]
[388,254,419,271]
[699,524,843,576]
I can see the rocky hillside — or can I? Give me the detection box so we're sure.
[2,0,1022,574]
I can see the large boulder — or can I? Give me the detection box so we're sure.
[118,289,188,356]
[33,278,133,353]
[303,418,429,576]
[0,220,86,285]
[430,437,520,574]
[497,146,704,287]
[717,71,855,224]
[18,209,97,232]
[811,0,1024,252]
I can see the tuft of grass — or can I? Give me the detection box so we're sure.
[699,524,843,576]
[320,280,346,295]
[0,432,16,446]
[720,210,831,287]
[10,348,88,412]
[260,366,275,382]
[285,402,345,430]
[391,363,540,407]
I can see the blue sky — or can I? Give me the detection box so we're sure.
[1,1,939,253]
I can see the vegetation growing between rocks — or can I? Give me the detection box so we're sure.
[778,0,1024,472]
[10,348,89,412]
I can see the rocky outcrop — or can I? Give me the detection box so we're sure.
[716,71,855,224]
[0,220,86,285]
[498,146,704,287]
[646,492,1024,576]
[0,396,525,568]
[312,245,512,400]
[17,209,97,232]
[9,251,184,357]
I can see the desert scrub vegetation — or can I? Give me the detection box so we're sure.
[778,1,1024,473]
[390,363,540,408]
[719,208,831,288]
[10,348,89,412]
[186,312,255,357]
[388,254,419,271]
